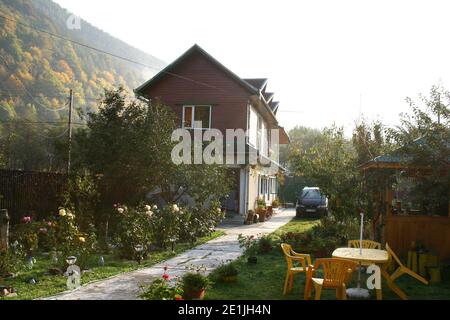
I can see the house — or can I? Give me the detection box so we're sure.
[134,44,290,217]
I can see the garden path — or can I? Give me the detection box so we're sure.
[44,208,295,300]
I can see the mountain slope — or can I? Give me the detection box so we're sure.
[0,0,165,124]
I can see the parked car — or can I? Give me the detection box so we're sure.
[296,187,328,217]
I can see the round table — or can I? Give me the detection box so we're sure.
[332,247,389,300]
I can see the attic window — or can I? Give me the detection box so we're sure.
[182,105,211,129]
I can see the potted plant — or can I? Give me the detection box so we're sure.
[271,198,280,209]
[238,234,258,264]
[181,272,210,300]
[256,198,267,222]
[245,210,255,225]
[214,262,239,283]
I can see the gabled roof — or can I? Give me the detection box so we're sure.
[270,101,280,112]
[359,136,450,170]
[263,92,275,103]
[134,44,286,134]
[135,44,259,96]
[242,78,268,91]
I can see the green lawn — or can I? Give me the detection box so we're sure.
[205,218,450,300]
[1,231,224,300]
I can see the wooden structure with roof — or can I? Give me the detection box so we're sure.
[359,139,450,260]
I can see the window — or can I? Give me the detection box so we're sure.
[182,105,211,129]
[259,175,271,196]
[248,106,258,147]
[270,177,278,194]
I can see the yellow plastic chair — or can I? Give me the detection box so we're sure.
[280,243,312,295]
[348,239,382,249]
[383,243,429,300]
[304,258,357,300]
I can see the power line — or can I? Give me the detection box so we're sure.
[0,120,86,126]
[0,53,70,112]
[0,12,225,93]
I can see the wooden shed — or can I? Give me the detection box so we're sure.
[359,142,450,260]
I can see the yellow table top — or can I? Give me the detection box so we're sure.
[332,247,389,264]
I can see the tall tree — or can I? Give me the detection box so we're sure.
[74,88,231,208]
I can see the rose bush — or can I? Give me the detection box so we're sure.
[113,204,153,259]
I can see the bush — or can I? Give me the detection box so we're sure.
[12,217,39,256]
[256,197,266,209]
[0,247,24,276]
[149,204,185,250]
[185,201,224,240]
[140,272,183,300]
[113,204,153,259]
[238,234,258,257]
[213,262,239,282]
[181,272,211,293]
[258,235,274,254]
[272,198,281,208]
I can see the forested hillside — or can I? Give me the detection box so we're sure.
[0,0,165,171]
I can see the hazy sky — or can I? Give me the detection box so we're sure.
[53,0,450,134]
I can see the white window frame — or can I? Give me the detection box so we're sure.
[182,105,212,129]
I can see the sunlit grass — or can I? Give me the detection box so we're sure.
[206,218,450,300]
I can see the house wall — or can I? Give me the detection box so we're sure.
[247,166,278,211]
[140,50,249,133]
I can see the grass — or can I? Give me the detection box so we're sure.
[205,218,450,300]
[0,231,224,300]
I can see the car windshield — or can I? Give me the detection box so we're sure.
[301,189,322,199]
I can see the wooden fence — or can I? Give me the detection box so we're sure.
[386,215,450,260]
[0,169,68,223]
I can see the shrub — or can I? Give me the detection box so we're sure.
[184,201,224,241]
[0,246,24,276]
[213,262,239,282]
[140,271,183,300]
[256,197,266,209]
[258,235,274,254]
[12,217,39,256]
[238,234,259,257]
[272,198,281,208]
[149,204,184,250]
[113,204,153,259]
[181,272,211,293]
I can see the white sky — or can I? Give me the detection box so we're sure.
[53,0,450,134]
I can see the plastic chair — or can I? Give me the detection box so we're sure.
[304,258,357,300]
[280,243,312,295]
[383,243,429,300]
[348,240,382,249]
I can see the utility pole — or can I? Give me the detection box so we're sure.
[67,89,73,175]
[438,93,441,125]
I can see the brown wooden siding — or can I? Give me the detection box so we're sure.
[386,215,450,260]
[141,50,250,133]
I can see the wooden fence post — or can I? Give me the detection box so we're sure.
[0,209,10,251]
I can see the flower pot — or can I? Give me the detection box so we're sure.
[245,213,254,225]
[259,212,266,222]
[220,275,238,283]
[247,256,257,264]
[183,288,206,300]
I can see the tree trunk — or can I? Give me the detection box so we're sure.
[0,209,10,251]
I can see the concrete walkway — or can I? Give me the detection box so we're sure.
[45,209,295,300]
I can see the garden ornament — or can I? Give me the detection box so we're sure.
[65,256,81,290]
